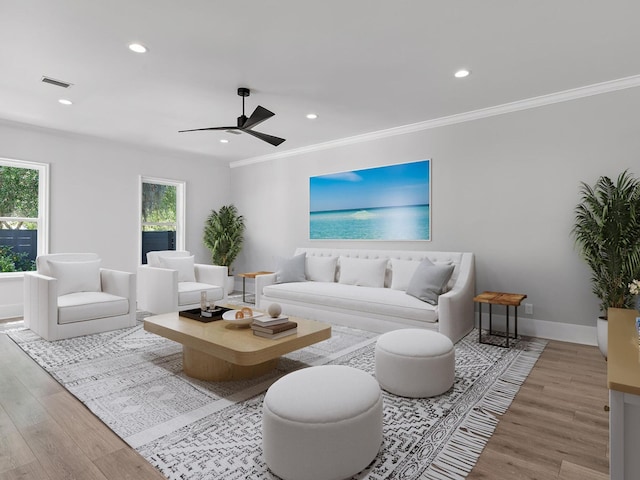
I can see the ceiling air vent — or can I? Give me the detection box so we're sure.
[41,76,72,88]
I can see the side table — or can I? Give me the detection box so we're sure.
[474,291,527,348]
[237,271,273,304]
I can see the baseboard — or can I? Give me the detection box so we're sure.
[476,313,597,346]
[0,304,23,321]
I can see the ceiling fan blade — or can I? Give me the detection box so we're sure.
[178,127,237,133]
[242,105,275,130]
[243,129,286,146]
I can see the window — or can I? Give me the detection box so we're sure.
[0,158,49,273]
[139,176,185,264]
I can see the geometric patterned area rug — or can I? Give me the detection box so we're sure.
[7,315,546,480]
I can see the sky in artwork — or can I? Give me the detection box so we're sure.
[309,160,430,212]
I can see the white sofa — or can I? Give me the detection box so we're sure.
[256,248,475,343]
[23,253,137,341]
[137,250,227,314]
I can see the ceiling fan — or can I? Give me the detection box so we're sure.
[178,87,286,146]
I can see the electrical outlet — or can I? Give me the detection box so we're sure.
[524,303,533,315]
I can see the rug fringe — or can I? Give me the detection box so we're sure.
[424,337,547,479]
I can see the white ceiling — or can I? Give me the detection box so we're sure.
[2,1,640,165]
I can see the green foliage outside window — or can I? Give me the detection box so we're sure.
[141,183,177,231]
[0,166,39,229]
[0,245,35,272]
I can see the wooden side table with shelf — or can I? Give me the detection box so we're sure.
[237,271,273,304]
[474,291,527,348]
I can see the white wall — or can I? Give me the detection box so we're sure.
[0,120,231,317]
[230,86,640,338]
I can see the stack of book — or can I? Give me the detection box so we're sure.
[251,314,298,339]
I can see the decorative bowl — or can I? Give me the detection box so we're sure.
[222,310,258,327]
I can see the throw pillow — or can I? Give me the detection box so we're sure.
[305,256,338,282]
[338,256,388,288]
[48,259,102,296]
[390,258,423,291]
[406,260,455,305]
[159,255,196,282]
[275,253,306,283]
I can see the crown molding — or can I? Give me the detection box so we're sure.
[230,74,640,169]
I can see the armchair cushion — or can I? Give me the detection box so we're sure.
[48,259,102,295]
[178,282,225,307]
[58,291,129,324]
[158,255,196,282]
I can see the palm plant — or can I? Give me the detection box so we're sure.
[203,204,245,272]
[572,170,640,315]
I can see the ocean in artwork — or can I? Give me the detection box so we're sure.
[310,204,430,240]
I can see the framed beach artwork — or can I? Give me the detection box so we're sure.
[309,159,431,241]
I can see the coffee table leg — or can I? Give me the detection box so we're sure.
[183,346,278,381]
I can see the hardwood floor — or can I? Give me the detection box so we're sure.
[467,340,609,480]
[0,322,609,480]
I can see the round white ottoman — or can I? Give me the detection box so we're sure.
[375,329,455,398]
[262,365,383,480]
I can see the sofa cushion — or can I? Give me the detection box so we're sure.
[58,291,128,324]
[406,260,455,305]
[390,259,421,291]
[275,253,306,283]
[338,257,388,288]
[178,282,225,306]
[305,256,338,282]
[159,255,196,282]
[48,259,102,296]
[263,282,437,323]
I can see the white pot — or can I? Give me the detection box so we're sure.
[596,316,608,359]
[226,276,235,296]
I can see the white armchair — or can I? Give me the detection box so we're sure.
[137,250,227,314]
[23,253,137,341]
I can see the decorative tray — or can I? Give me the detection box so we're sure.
[179,306,232,323]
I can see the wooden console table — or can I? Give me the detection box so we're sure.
[237,271,273,303]
[608,307,640,480]
[474,291,527,348]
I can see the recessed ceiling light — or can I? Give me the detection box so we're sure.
[128,43,147,53]
[220,139,229,144]
[306,113,318,119]
[454,69,470,78]
[58,99,73,105]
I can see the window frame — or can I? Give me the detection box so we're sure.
[0,157,49,276]
[138,176,186,264]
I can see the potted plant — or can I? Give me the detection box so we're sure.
[203,204,246,294]
[572,170,640,358]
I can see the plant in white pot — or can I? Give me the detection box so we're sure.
[203,204,246,295]
[572,170,640,358]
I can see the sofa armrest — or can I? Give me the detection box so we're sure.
[437,253,475,343]
[137,265,178,314]
[101,268,136,308]
[23,272,58,340]
[255,273,277,309]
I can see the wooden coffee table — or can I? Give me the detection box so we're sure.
[143,310,331,381]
